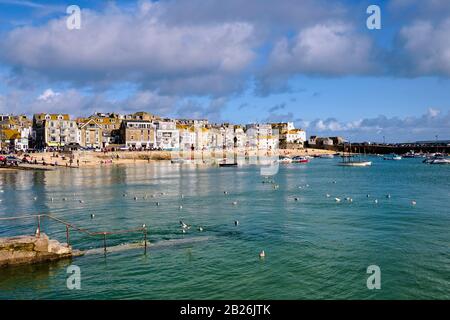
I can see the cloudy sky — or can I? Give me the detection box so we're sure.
[0,0,449,142]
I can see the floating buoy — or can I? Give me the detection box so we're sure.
[259,250,265,258]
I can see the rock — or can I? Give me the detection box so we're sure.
[0,233,74,268]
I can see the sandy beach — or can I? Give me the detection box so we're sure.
[1,148,336,170]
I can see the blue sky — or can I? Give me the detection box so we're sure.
[0,0,449,142]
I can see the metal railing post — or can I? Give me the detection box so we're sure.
[66,225,70,247]
[36,215,41,237]
[103,232,107,253]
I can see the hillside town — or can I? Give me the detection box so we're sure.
[0,112,319,153]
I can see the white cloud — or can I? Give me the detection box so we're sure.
[0,2,256,95]
[37,88,60,101]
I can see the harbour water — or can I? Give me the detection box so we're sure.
[0,157,449,299]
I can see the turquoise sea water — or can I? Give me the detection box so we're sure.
[0,157,449,299]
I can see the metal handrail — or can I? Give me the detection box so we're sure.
[0,213,147,254]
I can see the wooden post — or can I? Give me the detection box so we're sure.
[103,233,107,253]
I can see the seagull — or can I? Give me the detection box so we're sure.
[123,193,127,197]
[180,220,191,230]
[259,250,266,258]
[232,201,238,205]
[90,213,95,219]
[179,205,183,210]
[62,197,67,201]
[156,202,160,206]
[294,197,299,201]
[224,191,228,195]
[335,198,341,202]
[198,227,203,232]
[50,197,54,202]
[367,194,370,198]
[234,220,239,226]
[181,194,184,199]
[326,194,331,198]
[374,199,378,204]
[33,197,37,201]
[332,181,337,184]
[134,196,138,201]
[411,200,417,206]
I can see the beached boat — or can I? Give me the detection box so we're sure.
[384,153,402,160]
[292,156,309,163]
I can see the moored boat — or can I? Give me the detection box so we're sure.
[292,156,309,163]
[384,153,402,160]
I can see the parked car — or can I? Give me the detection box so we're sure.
[0,155,6,163]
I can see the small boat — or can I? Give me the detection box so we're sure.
[338,158,372,167]
[278,156,292,164]
[292,156,309,163]
[219,162,238,167]
[384,153,402,161]
[338,142,371,167]
[423,154,450,165]
[319,154,334,159]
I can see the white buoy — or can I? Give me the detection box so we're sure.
[259,250,265,258]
